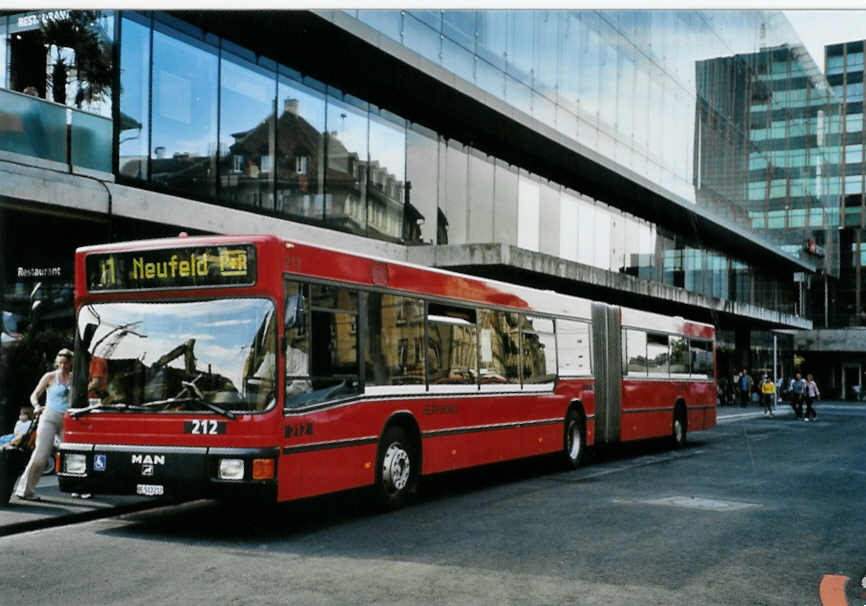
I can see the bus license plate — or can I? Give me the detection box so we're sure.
[136,484,164,496]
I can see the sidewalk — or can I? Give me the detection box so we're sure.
[716,400,795,423]
[0,474,158,537]
[715,398,859,423]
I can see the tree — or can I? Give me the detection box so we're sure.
[39,11,112,109]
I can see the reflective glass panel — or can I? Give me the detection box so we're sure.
[368,112,406,241]
[441,141,468,245]
[277,75,326,222]
[404,14,441,65]
[669,335,689,377]
[624,329,647,376]
[428,311,477,386]
[219,52,275,211]
[478,309,520,385]
[325,95,368,235]
[647,332,669,377]
[443,10,475,51]
[690,338,714,379]
[494,160,519,246]
[151,29,218,199]
[539,180,560,256]
[556,319,591,376]
[406,123,439,244]
[517,175,540,251]
[468,150,495,242]
[364,293,425,386]
[118,17,150,180]
[521,315,556,384]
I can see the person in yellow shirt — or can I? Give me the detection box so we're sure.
[761,373,776,418]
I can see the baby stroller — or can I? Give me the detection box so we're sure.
[0,409,42,506]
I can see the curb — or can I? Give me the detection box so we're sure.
[0,497,173,537]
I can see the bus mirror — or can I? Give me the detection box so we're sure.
[285,294,304,331]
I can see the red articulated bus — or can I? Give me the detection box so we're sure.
[58,234,716,507]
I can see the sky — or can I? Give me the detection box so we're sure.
[784,9,866,71]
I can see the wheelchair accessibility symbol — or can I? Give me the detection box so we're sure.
[94,454,106,471]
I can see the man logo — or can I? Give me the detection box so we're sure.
[141,465,154,477]
[131,454,165,465]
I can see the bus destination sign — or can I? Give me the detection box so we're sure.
[85,245,257,291]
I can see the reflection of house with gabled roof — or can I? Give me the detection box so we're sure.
[218,96,418,243]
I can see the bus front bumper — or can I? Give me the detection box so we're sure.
[57,443,278,501]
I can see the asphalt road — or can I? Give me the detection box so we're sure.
[3,403,866,606]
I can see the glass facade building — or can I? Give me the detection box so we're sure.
[108,10,829,314]
[0,9,844,417]
[827,40,866,327]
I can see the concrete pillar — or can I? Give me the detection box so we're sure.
[736,326,751,371]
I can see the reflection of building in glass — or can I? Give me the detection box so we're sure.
[696,43,841,324]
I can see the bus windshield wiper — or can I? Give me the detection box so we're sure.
[141,396,237,419]
[70,402,148,418]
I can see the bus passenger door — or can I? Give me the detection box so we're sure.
[591,303,621,445]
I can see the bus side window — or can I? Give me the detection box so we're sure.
[646,332,669,377]
[477,309,519,385]
[364,293,425,386]
[521,315,556,384]
[309,285,360,394]
[427,304,477,385]
[284,281,312,407]
[669,335,689,378]
[556,319,591,376]
[689,338,714,379]
[624,329,648,377]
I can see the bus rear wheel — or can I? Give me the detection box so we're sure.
[672,406,687,448]
[375,426,418,509]
[562,410,585,469]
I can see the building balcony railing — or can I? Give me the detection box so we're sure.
[0,87,112,178]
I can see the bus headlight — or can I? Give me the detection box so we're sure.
[218,458,244,480]
[64,454,87,475]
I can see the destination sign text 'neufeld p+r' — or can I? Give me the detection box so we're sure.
[85,245,257,291]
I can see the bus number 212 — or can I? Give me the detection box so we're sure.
[184,420,226,435]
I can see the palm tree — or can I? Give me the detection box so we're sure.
[39,11,112,109]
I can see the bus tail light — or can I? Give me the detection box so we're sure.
[252,458,275,480]
[218,458,244,480]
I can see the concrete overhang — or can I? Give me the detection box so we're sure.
[407,243,812,331]
[794,329,866,352]
[170,9,816,277]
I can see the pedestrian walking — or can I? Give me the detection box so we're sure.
[790,372,806,420]
[803,374,820,422]
[739,369,753,407]
[15,348,72,501]
[761,373,776,417]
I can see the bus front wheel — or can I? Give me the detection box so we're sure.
[375,426,418,509]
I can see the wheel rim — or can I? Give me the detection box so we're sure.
[566,420,581,461]
[382,442,411,493]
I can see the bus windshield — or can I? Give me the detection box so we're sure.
[72,298,277,413]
